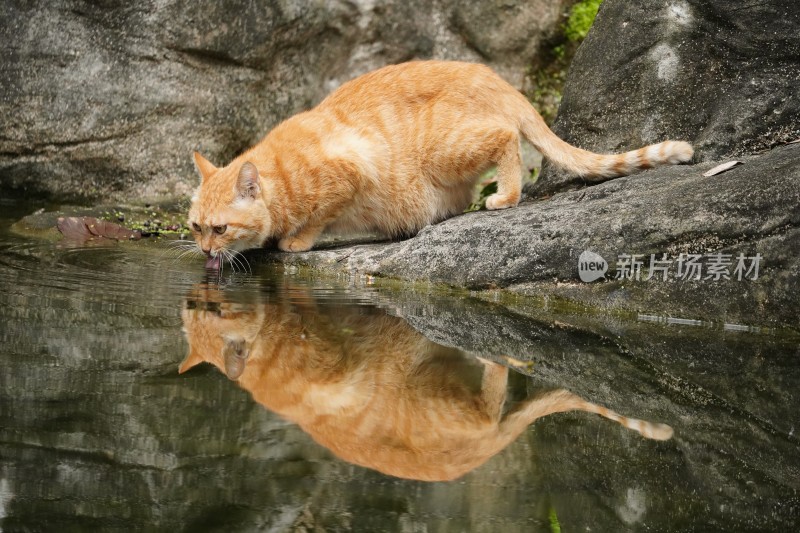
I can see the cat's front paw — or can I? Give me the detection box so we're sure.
[278,236,314,252]
[485,193,519,210]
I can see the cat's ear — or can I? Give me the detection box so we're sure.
[178,347,204,374]
[236,162,261,200]
[223,337,249,380]
[193,151,218,182]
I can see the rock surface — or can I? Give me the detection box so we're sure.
[533,0,800,195]
[266,144,800,327]
[0,0,567,202]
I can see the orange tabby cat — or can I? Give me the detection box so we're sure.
[189,60,693,266]
[180,287,674,481]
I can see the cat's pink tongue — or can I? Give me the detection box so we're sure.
[205,254,221,270]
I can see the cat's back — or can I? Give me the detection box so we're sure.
[317,60,507,116]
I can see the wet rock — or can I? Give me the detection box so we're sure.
[532,0,800,196]
[11,201,187,241]
[56,216,142,243]
[267,144,800,327]
[0,0,568,202]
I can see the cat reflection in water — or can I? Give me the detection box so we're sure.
[180,290,673,481]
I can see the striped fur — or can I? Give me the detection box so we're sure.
[180,296,674,481]
[188,61,693,257]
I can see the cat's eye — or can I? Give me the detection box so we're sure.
[213,225,227,235]
[191,222,201,232]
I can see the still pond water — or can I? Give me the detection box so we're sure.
[0,198,798,532]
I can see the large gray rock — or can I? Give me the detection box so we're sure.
[0,0,567,202]
[266,144,800,327]
[534,0,800,195]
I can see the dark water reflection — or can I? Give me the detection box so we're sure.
[0,198,798,531]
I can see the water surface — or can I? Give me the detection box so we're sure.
[0,198,797,531]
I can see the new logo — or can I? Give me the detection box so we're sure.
[578,250,608,282]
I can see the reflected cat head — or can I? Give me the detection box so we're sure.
[180,283,266,380]
[180,285,673,481]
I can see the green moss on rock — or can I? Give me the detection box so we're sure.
[565,0,603,42]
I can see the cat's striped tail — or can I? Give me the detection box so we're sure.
[575,395,674,440]
[517,99,693,179]
[501,388,674,441]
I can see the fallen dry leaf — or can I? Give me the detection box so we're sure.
[702,160,743,177]
[57,216,142,243]
[500,355,535,369]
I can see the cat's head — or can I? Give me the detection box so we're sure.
[188,152,273,265]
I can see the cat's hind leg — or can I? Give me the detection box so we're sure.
[477,357,509,423]
[485,131,523,211]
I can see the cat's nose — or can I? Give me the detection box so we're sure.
[201,247,211,256]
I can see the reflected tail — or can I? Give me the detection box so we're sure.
[500,388,674,441]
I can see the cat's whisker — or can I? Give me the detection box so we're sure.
[227,249,248,275]
[176,249,201,263]
[166,243,204,265]
[218,249,233,276]
[223,249,241,274]
[225,248,251,275]
[165,241,198,256]
[165,241,196,250]
[172,243,200,254]
[226,250,240,274]
[161,243,195,258]
[220,249,233,273]
[163,245,197,259]
[236,252,253,274]
[236,256,248,274]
